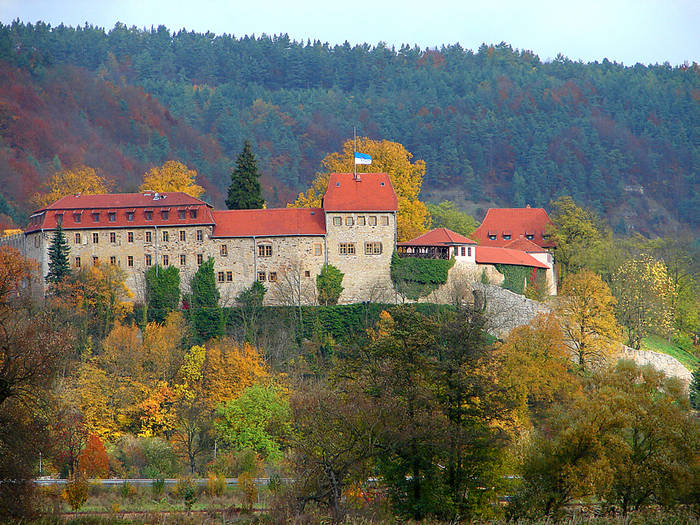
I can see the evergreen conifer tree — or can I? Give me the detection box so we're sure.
[46,221,70,283]
[226,140,264,210]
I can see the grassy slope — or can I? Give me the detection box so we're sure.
[640,335,699,371]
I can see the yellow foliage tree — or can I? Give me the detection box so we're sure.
[139,160,205,198]
[142,311,188,384]
[291,138,429,241]
[32,166,114,209]
[496,314,581,426]
[204,339,268,409]
[556,270,622,370]
[138,381,177,437]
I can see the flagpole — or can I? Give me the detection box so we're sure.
[353,126,357,180]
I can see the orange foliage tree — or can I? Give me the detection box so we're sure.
[139,160,205,198]
[291,138,429,241]
[31,166,114,209]
[77,434,109,478]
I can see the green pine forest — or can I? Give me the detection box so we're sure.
[0,21,698,236]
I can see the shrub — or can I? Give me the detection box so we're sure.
[63,476,88,513]
[207,472,226,497]
[238,471,258,511]
[174,477,198,511]
[152,478,165,499]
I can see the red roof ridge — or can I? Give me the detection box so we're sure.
[398,227,477,246]
[504,236,546,252]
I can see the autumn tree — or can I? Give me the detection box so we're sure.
[548,196,604,280]
[140,160,205,198]
[612,255,675,349]
[497,314,580,426]
[555,270,621,370]
[292,137,430,241]
[226,140,264,209]
[31,165,114,209]
[77,434,109,478]
[0,247,72,517]
[46,221,70,284]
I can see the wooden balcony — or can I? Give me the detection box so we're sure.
[396,245,450,260]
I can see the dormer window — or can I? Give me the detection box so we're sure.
[74,212,82,223]
[189,209,198,219]
[92,212,100,222]
[55,213,64,226]
[488,234,497,240]
[145,210,153,221]
[503,234,511,240]
[525,234,534,240]
[161,210,169,220]
[178,209,186,219]
[108,212,116,222]
[127,211,135,222]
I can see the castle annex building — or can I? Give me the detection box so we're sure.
[10,173,398,304]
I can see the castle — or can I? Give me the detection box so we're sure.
[2,172,556,304]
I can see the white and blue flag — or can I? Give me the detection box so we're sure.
[354,152,372,165]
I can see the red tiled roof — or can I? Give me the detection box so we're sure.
[211,208,326,237]
[397,227,477,246]
[472,207,555,248]
[40,191,208,211]
[25,192,214,233]
[504,236,545,252]
[323,173,398,211]
[475,246,549,269]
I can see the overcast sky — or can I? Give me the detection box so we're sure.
[1,0,698,65]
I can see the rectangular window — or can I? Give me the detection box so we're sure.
[108,212,116,222]
[92,212,100,222]
[190,209,198,219]
[220,244,228,257]
[162,231,169,242]
[226,271,233,282]
[75,232,81,244]
[365,242,382,255]
[468,246,472,257]
[217,271,225,283]
[110,232,116,243]
[180,254,186,266]
[196,230,203,242]
[127,256,133,267]
[161,210,169,220]
[128,231,134,243]
[179,230,186,241]
[369,216,377,226]
[525,234,534,240]
[92,232,99,244]
[488,234,497,240]
[314,243,322,256]
[503,234,511,240]
[333,216,342,226]
[55,214,63,226]
[74,213,82,223]
[127,212,134,222]
[257,245,272,257]
[179,210,186,220]
[145,211,153,221]
[110,256,117,265]
[269,272,277,282]
[381,216,389,226]
[304,270,311,278]
[460,246,465,256]
[92,256,98,265]
[162,254,169,266]
[145,231,152,243]
[345,216,354,226]
[357,216,366,226]
[75,256,81,268]
[339,243,356,255]
[257,271,266,282]
[145,254,152,266]
[197,254,203,266]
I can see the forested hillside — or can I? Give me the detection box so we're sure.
[0,21,698,234]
